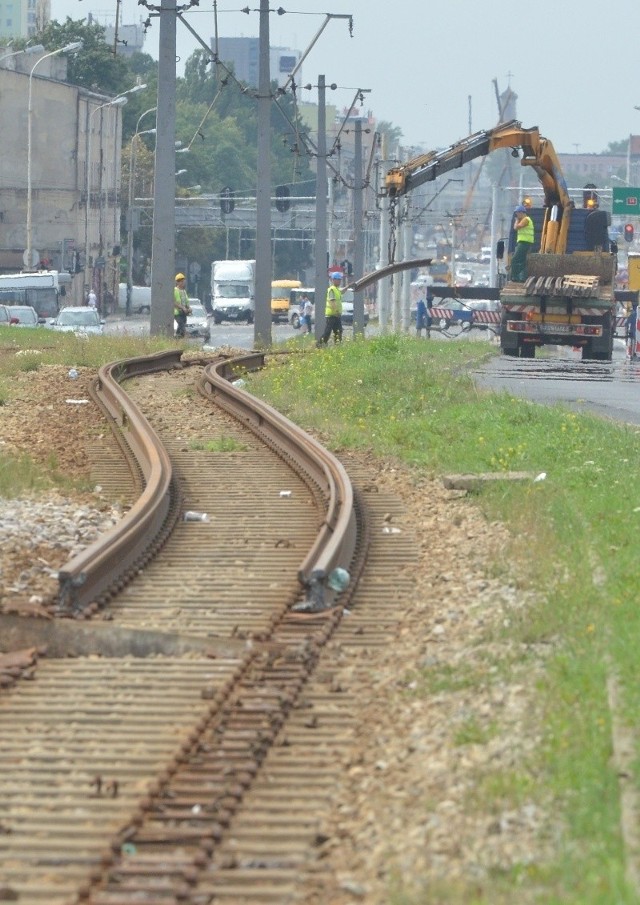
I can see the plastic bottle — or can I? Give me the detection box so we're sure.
[183,511,210,522]
[327,567,350,592]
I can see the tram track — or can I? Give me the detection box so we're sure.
[0,350,415,905]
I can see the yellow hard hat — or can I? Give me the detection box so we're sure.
[175,272,186,281]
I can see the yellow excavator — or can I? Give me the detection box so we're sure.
[386,120,617,360]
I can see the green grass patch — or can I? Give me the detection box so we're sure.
[0,329,181,496]
[0,449,60,496]
[189,436,248,453]
[248,334,640,903]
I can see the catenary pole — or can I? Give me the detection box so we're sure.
[314,74,328,343]
[402,205,412,331]
[150,0,176,336]
[352,118,365,336]
[377,132,390,333]
[254,0,272,347]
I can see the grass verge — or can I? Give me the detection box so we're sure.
[248,333,640,904]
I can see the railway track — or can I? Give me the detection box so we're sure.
[0,350,415,905]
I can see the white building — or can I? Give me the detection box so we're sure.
[0,50,125,303]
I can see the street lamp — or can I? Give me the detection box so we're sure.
[125,127,155,315]
[83,84,146,294]
[26,41,82,269]
[0,43,44,64]
[84,96,128,291]
[125,110,158,316]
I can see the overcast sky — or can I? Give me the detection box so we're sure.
[53,0,640,156]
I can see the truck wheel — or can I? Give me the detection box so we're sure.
[213,314,222,325]
[247,312,254,325]
[291,313,300,329]
[519,343,535,358]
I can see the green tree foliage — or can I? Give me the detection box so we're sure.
[37,18,128,94]
[377,120,403,148]
[43,23,317,284]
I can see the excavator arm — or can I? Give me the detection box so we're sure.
[385,120,574,254]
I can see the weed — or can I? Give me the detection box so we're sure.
[189,436,248,453]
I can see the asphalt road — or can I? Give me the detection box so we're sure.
[105,314,640,426]
[472,338,640,426]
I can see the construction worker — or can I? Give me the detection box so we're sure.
[319,272,343,345]
[174,273,191,337]
[510,205,535,282]
[627,298,639,359]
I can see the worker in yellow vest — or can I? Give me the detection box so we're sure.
[319,272,344,345]
[510,205,535,282]
[173,273,191,337]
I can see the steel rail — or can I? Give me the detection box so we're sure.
[56,349,357,616]
[57,350,184,614]
[199,353,358,611]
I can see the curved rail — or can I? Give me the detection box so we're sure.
[199,354,358,611]
[56,349,357,615]
[57,349,184,613]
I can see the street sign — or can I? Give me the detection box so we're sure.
[613,187,640,215]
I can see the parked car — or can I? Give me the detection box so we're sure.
[176,301,211,342]
[289,303,314,330]
[48,307,104,335]
[341,290,369,327]
[7,305,42,327]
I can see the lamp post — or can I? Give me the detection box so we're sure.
[125,110,157,316]
[0,43,44,64]
[84,96,128,293]
[26,41,82,270]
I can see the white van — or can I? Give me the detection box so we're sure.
[118,283,151,313]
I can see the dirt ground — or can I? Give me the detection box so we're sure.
[0,362,551,904]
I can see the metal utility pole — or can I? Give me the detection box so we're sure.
[314,74,328,343]
[377,133,391,333]
[402,209,412,332]
[392,211,403,331]
[150,0,176,336]
[490,184,499,286]
[352,119,365,336]
[254,0,272,347]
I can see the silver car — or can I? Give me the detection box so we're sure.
[7,305,42,327]
[178,301,211,342]
[48,307,104,335]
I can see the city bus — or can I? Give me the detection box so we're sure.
[271,279,301,322]
[0,270,71,319]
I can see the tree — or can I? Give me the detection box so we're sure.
[377,120,403,149]
[37,18,129,94]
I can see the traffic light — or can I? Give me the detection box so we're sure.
[220,186,234,214]
[275,185,290,212]
[583,183,598,209]
[624,223,635,243]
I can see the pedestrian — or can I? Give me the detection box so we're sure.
[174,272,191,337]
[102,284,114,316]
[319,272,343,345]
[510,204,535,282]
[627,299,638,359]
[301,293,313,334]
[426,288,433,338]
[415,296,427,337]
[86,288,97,309]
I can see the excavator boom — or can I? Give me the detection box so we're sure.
[385,119,571,213]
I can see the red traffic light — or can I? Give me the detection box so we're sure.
[624,223,635,243]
